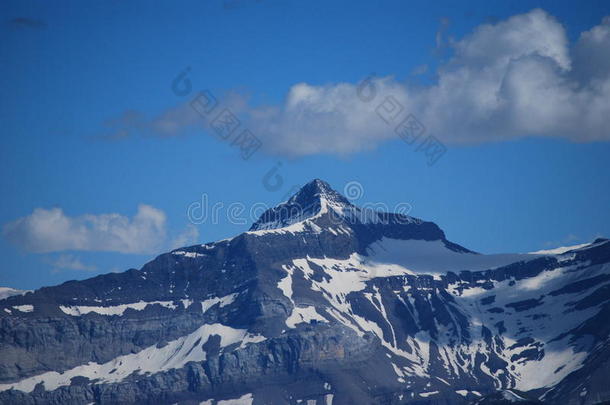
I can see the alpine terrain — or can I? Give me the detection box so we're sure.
[1,179,609,405]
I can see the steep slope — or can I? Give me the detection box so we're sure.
[0,179,609,405]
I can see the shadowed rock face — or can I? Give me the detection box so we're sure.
[0,179,609,405]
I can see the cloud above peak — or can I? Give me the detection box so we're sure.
[105,9,610,157]
[239,9,610,155]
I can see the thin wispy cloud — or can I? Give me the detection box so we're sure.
[48,254,97,273]
[435,16,451,50]
[101,106,202,140]
[411,64,429,76]
[170,224,200,250]
[8,17,47,30]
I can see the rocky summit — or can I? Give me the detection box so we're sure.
[1,179,609,405]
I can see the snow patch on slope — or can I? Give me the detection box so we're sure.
[59,293,239,317]
[201,293,239,312]
[60,301,178,316]
[530,243,591,255]
[218,393,254,404]
[500,390,527,401]
[12,305,34,313]
[286,306,328,327]
[0,324,265,393]
[172,251,205,258]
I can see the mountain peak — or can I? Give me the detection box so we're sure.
[303,178,332,194]
[287,179,350,206]
[248,178,431,233]
[249,179,351,232]
[305,178,329,189]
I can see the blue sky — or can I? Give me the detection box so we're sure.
[1,0,610,289]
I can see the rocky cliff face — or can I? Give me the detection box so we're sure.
[1,179,609,405]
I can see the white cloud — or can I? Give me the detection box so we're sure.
[573,16,610,81]
[102,10,610,157]
[232,9,610,155]
[3,204,169,254]
[452,9,571,70]
[49,254,97,272]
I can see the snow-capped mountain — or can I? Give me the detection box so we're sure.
[1,179,609,405]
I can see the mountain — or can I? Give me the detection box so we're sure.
[1,179,609,405]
